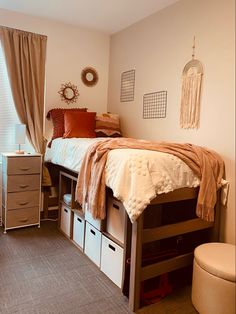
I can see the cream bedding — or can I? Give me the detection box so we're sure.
[45,138,200,222]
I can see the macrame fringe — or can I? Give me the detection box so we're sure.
[180,73,202,129]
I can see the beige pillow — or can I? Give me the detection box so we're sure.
[95,113,122,137]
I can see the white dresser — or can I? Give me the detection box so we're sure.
[1,153,42,233]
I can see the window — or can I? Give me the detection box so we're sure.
[0,41,33,154]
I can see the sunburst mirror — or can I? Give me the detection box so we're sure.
[58,82,79,104]
[81,67,98,87]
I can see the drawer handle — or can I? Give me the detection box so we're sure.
[19,184,29,188]
[108,244,116,252]
[64,208,68,213]
[20,167,30,171]
[77,217,82,223]
[90,229,96,236]
[113,203,119,210]
[19,202,29,206]
[19,218,28,222]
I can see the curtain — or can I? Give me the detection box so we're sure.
[0,26,51,185]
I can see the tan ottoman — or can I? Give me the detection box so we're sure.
[192,243,235,314]
[191,243,235,314]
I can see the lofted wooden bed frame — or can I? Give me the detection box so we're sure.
[44,162,220,312]
[127,187,220,311]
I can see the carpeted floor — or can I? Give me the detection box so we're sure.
[0,221,197,314]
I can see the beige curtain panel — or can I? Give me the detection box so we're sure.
[0,26,46,153]
[0,26,51,186]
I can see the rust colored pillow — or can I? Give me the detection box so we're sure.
[46,107,87,147]
[63,111,96,138]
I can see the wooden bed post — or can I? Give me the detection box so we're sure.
[209,190,221,242]
[129,214,144,312]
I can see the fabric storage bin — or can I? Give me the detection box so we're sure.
[73,211,85,250]
[106,196,126,244]
[60,204,71,237]
[84,222,102,267]
[85,209,105,231]
[101,235,124,288]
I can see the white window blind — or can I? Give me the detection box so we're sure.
[0,41,33,154]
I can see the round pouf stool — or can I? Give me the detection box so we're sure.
[192,242,235,314]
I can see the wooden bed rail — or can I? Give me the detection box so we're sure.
[128,187,217,312]
[141,252,194,281]
[142,218,213,243]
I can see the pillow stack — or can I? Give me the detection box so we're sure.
[46,108,122,146]
[46,108,87,146]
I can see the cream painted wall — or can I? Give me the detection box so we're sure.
[0,8,110,139]
[108,0,235,244]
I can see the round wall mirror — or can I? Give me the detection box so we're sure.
[81,67,98,87]
[58,82,79,104]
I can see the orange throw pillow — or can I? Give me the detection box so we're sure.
[46,107,87,147]
[63,111,96,138]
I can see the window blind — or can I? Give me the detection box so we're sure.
[0,41,33,154]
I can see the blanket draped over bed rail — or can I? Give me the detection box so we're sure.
[76,138,225,222]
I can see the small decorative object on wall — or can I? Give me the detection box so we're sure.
[81,67,98,87]
[143,91,167,119]
[120,69,135,102]
[58,82,79,104]
[180,36,203,129]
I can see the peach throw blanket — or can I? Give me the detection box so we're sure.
[76,138,225,222]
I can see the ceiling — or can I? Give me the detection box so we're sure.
[0,0,179,34]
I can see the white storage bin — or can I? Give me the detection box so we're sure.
[106,196,126,244]
[101,235,124,288]
[73,211,85,250]
[60,204,71,237]
[85,209,105,231]
[84,222,102,267]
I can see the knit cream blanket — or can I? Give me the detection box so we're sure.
[76,138,225,222]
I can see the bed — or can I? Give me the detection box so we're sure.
[45,136,226,311]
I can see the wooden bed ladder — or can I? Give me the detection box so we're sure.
[128,187,217,312]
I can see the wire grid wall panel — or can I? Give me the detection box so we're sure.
[120,70,135,102]
[143,91,167,119]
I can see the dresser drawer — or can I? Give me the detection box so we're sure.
[3,174,40,192]
[6,207,39,228]
[5,156,41,175]
[6,190,40,210]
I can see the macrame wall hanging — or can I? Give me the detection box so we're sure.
[180,37,203,129]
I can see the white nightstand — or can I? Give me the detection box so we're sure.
[1,153,42,233]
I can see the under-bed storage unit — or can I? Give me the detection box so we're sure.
[49,164,220,312]
[127,187,219,311]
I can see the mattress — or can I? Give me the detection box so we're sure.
[45,138,200,221]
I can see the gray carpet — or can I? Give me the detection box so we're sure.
[0,221,197,314]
